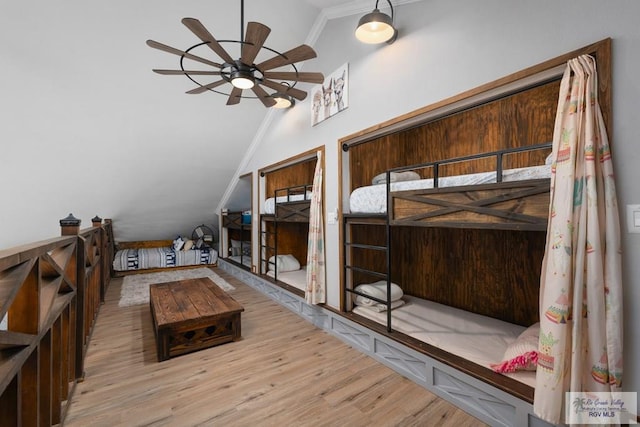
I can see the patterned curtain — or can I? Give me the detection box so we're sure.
[534,55,623,423]
[306,151,326,304]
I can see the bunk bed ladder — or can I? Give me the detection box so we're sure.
[343,215,393,332]
[260,219,278,281]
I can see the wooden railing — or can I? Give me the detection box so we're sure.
[0,215,112,426]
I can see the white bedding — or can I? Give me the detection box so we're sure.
[266,267,307,292]
[349,164,551,214]
[264,192,312,214]
[353,295,536,387]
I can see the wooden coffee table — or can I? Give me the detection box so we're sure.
[149,277,244,362]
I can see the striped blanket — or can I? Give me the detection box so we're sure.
[113,246,218,272]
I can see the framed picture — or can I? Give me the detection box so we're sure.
[311,62,348,126]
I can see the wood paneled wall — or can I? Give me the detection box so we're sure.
[263,221,309,268]
[265,159,316,197]
[349,80,560,189]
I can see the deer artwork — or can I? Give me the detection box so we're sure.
[332,70,346,112]
[312,89,323,125]
[322,79,333,119]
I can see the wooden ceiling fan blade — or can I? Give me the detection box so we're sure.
[147,40,221,68]
[256,45,317,71]
[227,87,243,105]
[251,84,277,108]
[260,79,308,101]
[153,69,221,76]
[241,22,271,66]
[263,71,325,84]
[186,80,227,94]
[182,18,235,64]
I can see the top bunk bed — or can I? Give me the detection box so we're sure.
[342,75,562,232]
[264,183,313,222]
[350,143,552,231]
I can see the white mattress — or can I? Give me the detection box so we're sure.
[353,295,536,387]
[349,164,551,214]
[266,267,307,292]
[264,192,312,214]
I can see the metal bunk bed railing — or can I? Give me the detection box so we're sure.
[343,142,552,333]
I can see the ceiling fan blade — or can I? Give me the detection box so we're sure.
[227,87,243,105]
[260,79,308,101]
[251,84,277,108]
[186,79,227,94]
[241,22,271,66]
[182,17,235,64]
[147,40,221,68]
[153,69,221,76]
[263,71,325,84]
[256,45,317,71]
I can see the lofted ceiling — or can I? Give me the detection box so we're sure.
[0,0,372,246]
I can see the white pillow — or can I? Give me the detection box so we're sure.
[491,323,540,373]
[372,171,421,185]
[183,239,194,251]
[268,254,301,272]
[354,281,403,306]
[356,299,405,313]
[172,236,185,251]
[231,239,241,248]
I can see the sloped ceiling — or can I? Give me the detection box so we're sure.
[0,0,363,247]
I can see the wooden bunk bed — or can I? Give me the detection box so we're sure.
[339,39,611,421]
[221,211,252,271]
[259,149,321,296]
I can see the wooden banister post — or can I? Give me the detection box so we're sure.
[91,215,102,227]
[60,213,81,236]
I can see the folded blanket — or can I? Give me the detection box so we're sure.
[356,299,405,313]
[268,254,301,273]
[354,280,404,305]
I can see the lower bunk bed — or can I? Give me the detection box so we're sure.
[112,238,218,276]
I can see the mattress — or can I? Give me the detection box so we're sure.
[264,192,312,214]
[266,267,307,292]
[353,295,536,387]
[349,164,551,214]
[113,246,218,272]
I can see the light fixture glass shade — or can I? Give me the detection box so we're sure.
[355,8,396,44]
[231,75,255,89]
[272,93,294,109]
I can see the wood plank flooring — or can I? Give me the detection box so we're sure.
[64,269,487,426]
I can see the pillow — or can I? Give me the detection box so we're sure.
[230,239,242,248]
[372,170,421,185]
[355,299,405,313]
[268,254,301,272]
[183,239,194,251]
[354,281,403,306]
[172,236,185,251]
[490,323,540,373]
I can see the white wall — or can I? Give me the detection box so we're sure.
[241,0,640,402]
[0,0,320,248]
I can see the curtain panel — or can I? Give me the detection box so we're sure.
[534,55,623,424]
[306,151,326,304]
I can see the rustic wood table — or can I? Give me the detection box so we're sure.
[149,277,244,362]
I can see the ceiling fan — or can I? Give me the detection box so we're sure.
[146,0,324,108]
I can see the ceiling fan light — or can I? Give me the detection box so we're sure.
[355,8,396,44]
[272,93,294,109]
[230,72,255,89]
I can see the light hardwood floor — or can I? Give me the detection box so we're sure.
[64,269,487,426]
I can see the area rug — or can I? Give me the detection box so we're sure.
[118,268,235,308]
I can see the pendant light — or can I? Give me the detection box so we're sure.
[355,0,397,44]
